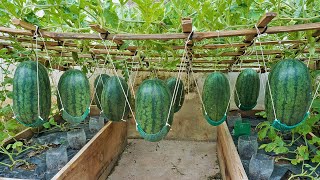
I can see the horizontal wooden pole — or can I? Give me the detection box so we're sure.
[1,22,320,41]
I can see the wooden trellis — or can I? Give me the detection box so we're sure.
[0,12,320,72]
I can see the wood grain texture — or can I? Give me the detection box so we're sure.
[53,121,127,180]
[2,22,320,40]
[217,122,248,180]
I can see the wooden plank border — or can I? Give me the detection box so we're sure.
[217,122,248,180]
[53,121,127,180]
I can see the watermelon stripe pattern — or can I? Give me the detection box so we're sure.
[265,59,312,129]
[234,69,260,111]
[202,72,230,125]
[135,79,173,141]
[13,61,51,127]
[101,76,130,121]
[166,77,185,113]
[94,74,110,110]
[58,69,90,123]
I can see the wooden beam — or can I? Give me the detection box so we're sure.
[0,35,305,52]
[244,12,277,43]
[90,24,124,45]
[11,18,55,38]
[231,12,277,69]
[2,21,320,41]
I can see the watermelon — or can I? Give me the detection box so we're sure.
[265,59,312,128]
[93,74,110,110]
[58,69,90,123]
[234,69,260,111]
[101,76,131,121]
[13,61,51,127]
[166,77,185,113]
[135,79,173,142]
[202,72,230,125]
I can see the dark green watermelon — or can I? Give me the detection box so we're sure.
[101,76,131,121]
[234,69,260,111]
[265,59,312,127]
[166,77,185,113]
[135,79,173,141]
[202,72,230,125]
[13,61,51,127]
[58,69,90,123]
[93,74,110,110]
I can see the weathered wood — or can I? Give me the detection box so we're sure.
[244,12,277,42]
[217,122,248,180]
[2,22,320,40]
[182,18,193,33]
[90,24,124,45]
[217,141,230,180]
[231,12,277,68]
[90,49,135,56]
[53,121,127,180]
[0,35,305,51]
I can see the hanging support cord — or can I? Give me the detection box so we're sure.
[34,26,43,122]
[254,25,314,131]
[37,31,89,123]
[254,24,278,121]
[136,31,193,142]
[98,35,136,125]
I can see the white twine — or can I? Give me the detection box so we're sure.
[254,24,277,120]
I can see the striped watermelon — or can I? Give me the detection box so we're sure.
[202,72,230,125]
[58,69,90,123]
[234,69,260,111]
[101,76,131,121]
[93,74,110,110]
[135,79,173,141]
[265,59,312,127]
[13,61,51,127]
[166,77,185,113]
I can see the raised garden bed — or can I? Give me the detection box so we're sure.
[0,106,127,180]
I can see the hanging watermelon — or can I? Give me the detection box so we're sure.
[166,77,185,113]
[101,76,131,121]
[265,59,312,130]
[202,72,230,126]
[58,69,90,123]
[135,79,173,142]
[234,69,260,111]
[93,74,110,110]
[13,61,51,127]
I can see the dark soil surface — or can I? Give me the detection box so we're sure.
[227,114,319,180]
[0,116,106,180]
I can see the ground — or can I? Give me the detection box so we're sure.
[108,139,220,180]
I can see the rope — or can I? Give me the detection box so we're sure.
[33,26,43,121]
[254,24,278,120]
[38,31,90,122]
[165,31,193,127]
[37,30,65,111]
[98,34,136,123]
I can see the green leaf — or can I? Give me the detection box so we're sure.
[274,146,289,154]
[43,122,51,129]
[6,144,12,150]
[72,52,79,62]
[258,125,269,140]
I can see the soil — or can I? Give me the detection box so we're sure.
[0,116,105,180]
[107,139,220,180]
[228,114,319,180]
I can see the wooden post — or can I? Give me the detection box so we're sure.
[181,17,193,75]
[229,12,277,69]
